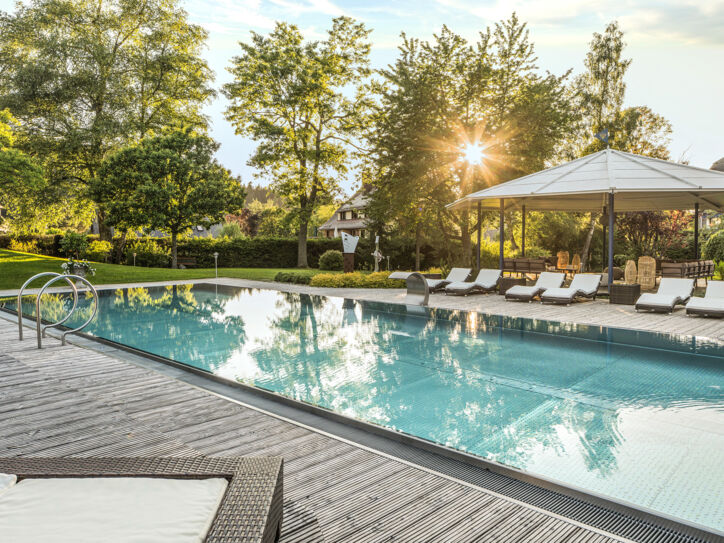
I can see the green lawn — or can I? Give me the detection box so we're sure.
[0,249,329,291]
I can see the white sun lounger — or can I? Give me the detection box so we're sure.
[635,278,694,313]
[686,281,724,318]
[445,269,501,296]
[505,272,565,302]
[540,274,602,305]
[426,267,471,292]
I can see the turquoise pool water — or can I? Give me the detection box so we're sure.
[7,283,724,532]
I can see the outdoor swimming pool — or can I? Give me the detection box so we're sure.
[7,283,724,533]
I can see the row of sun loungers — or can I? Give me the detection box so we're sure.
[424,268,724,315]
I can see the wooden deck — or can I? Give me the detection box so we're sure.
[0,316,628,543]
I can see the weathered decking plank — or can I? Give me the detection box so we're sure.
[0,317,625,542]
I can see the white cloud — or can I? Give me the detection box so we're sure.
[432,0,724,44]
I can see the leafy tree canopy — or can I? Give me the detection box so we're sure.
[366,14,575,266]
[223,16,373,267]
[91,128,246,268]
[0,0,215,235]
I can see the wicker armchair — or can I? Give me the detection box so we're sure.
[624,260,637,284]
[637,256,657,290]
[571,254,581,273]
[556,251,569,270]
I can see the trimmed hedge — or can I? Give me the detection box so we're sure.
[0,232,451,270]
[309,272,405,288]
[0,234,65,256]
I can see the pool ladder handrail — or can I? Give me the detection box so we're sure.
[18,272,78,341]
[17,273,99,348]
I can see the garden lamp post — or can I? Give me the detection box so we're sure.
[133,252,136,267]
[213,252,219,279]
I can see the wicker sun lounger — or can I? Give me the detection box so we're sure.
[635,278,694,313]
[540,274,602,305]
[445,269,501,296]
[686,280,724,318]
[0,456,283,543]
[505,272,565,302]
[426,267,471,292]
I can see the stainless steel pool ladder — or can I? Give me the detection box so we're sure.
[17,272,99,348]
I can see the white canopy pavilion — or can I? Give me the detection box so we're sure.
[447,149,724,288]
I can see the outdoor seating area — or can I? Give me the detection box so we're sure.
[502,257,550,277]
[2,3,724,541]
[661,259,716,280]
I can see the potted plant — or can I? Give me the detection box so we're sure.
[61,257,96,279]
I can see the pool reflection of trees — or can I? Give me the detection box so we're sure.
[94,285,247,373]
[251,294,716,476]
[245,296,624,475]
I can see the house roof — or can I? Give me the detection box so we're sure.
[337,191,370,212]
[318,188,371,231]
[447,149,724,212]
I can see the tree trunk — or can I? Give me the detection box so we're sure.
[114,230,127,264]
[171,231,178,269]
[96,209,113,241]
[415,222,421,271]
[297,218,309,268]
[581,213,599,272]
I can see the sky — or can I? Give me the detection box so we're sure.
[1,0,723,196]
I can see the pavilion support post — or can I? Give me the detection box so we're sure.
[608,192,615,290]
[476,201,482,269]
[499,199,505,271]
[521,205,526,257]
[602,212,607,274]
[694,202,700,259]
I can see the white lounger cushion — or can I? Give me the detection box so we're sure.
[636,278,694,310]
[0,476,228,543]
[703,281,724,298]
[686,281,724,314]
[426,267,470,289]
[686,297,724,312]
[541,274,602,301]
[445,269,501,292]
[506,272,564,299]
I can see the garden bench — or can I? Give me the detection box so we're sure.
[177,256,197,269]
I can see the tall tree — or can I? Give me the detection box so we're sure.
[223,17,372,267]
[573,22,672,269]
[0,109,45,230]
[0,0,214,237]
[91,128,246,268]
[366,15,574,266]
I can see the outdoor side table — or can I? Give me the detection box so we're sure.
[499,277,526,295]
[609,283,641,305]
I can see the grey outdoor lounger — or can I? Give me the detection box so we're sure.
[445,269,501,296]
[505,272,565,302]
[426,267,471,292]
[635,278,694,313]
[540,273,602,305]
[686,280,724,317]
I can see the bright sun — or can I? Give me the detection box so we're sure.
[461,141,486,165]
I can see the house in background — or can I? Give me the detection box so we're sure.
[318,189,371,238]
